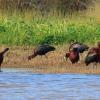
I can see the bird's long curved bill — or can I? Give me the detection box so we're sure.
[64,56,67,61]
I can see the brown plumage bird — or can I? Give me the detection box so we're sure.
[28,44,55,60]
[85,42,100,67]
[0,48,9,72]
[65,48,80,64]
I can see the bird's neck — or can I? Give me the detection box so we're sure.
[1,49,8,55]
[29,53,37,59]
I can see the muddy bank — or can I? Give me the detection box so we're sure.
[1,45,100,74]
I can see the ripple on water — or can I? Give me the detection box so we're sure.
[0,69,100,100]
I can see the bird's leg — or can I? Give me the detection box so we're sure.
[93,62,97,69]
[94,62,97,69]
[0,65,2,72]
[40,55,42,58]
[80,53,83,63]
[44,54,48,59]
[93,63,94,69]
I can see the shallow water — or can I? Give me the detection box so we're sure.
[0,69,100,100]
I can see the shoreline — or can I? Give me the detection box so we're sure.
[1,45,100,74]
[2,66,100,74]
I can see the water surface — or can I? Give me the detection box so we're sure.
[0,69,100,100]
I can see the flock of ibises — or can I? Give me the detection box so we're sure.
[0,42,100,72]
[28,42,100,66]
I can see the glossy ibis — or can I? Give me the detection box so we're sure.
[69,42,89,53]
[0,48,9,72]
[65,48,80,64]
[28,44,55,60]
[85,42,100,67]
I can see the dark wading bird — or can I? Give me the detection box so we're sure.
[69,42,89,53]
[65,48,80,64]
[0,48,9,72]
[69,42,89,62]
[28,44,55,60]
[85,54,100,67]
[85,42,100,67]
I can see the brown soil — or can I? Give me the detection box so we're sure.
[1,45,100,74]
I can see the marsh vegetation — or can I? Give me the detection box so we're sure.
[0,0,99,46]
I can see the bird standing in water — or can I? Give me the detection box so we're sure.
[0,48,9,72]
[28,44,55,60]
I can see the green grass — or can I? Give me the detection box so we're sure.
[0,15,99,46]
